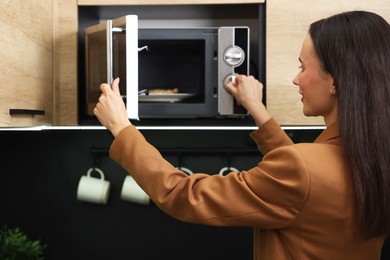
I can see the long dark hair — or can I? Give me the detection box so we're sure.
[309,11,390,238]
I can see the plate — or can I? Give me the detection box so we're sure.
[139,93,195,102]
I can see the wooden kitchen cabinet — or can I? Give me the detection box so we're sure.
[266,0,390,126]
[0,0,78,127]
[0,1,54,126]
[53,0,78,125]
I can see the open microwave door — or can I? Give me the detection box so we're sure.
[110,15,139,120]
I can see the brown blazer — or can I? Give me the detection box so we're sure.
[110,118,384,260]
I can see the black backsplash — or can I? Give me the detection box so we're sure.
[0,129,388,259]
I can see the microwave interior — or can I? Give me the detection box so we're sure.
[116,37,207,104]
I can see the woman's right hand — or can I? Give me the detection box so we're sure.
[225,75,271,127]
[94,78,132,137]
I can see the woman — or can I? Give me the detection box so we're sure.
[94,11,390,259]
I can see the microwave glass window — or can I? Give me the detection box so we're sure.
[113,32,127,96]
[86,30,108,103]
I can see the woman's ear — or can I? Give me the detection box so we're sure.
[330,82,336,95]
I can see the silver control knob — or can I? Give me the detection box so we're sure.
[224,46,245,67]
[223,73,237,91]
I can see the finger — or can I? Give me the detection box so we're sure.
[100,83,111,93]
[235,74,245,84]
[112,77,121,96]
[225,81,237,95]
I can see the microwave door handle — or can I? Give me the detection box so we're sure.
[106,20,113,85]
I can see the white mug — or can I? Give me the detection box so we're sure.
[77,168,110,204]
[219,166,239,176]
[121,175,150,205]
[176,166,193,175]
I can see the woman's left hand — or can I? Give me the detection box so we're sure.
[225,75,271,127]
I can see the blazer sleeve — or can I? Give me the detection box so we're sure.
[250,118,294,155]
[109,124,310,229]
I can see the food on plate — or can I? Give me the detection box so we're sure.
[148,88,179,94]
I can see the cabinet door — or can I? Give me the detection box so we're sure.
[266,0,390,126]
[0,0,53,126]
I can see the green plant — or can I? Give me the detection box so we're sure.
[0,226,47,260]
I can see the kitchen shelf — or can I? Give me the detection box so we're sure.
[78,0,264,5]
[0,125,325,131]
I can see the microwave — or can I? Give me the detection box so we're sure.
[84,15,250,120]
